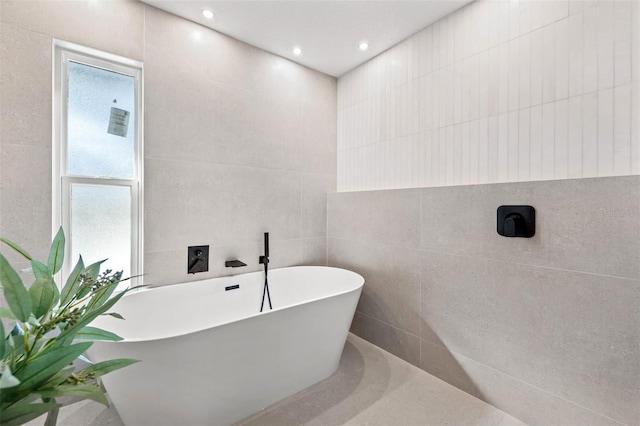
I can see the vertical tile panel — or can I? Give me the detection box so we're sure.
[555,18,569,101]
[542,102,555,179]
[509,0,520,40]
[508,38,520,111]
[432,20,441,71]
[469,54,479,121]
[520,0,532,35]
[446,125,455,185]
[597,1,615,90]
[530,28,543,106]
[424,26,433,75]
[554,98,569,179]
[614,85,631,176]
[530,105,543,180]
[478,117,489,183]
[542,23,556,104]
[488,46,500,116]
[582,5,598,94]
[461,121,470,184]
[470,119,479,182]
[598,88,615,176]
[568,95,583,178]
[518,109,531,181]
[454,62,463,124]
[568,12,583,98]
[432,129,441,186]
[582,92,599,177]
[446,64,456,125]
[519,33,532,109]
[478,50,489,118]
[498,43,509,114]
[488,116,499,183]
[632,82,639,174]
[461,58,470,122]
[508,110,519,180]
[439,127,447,185]
[453,124,462,185]
[614,0,632,87]
[498,113,509,182]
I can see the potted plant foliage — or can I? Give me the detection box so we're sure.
[0,228,139,425]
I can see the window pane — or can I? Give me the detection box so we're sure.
[71,184,131,285]
[67,61,135,179]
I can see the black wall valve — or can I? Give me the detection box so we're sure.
[497,206,535,238]
[188,245,209,274]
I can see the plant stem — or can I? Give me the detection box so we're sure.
[43,400,59,426]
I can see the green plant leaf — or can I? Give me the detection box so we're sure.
[85,259,106,281]
[60,255,84,306]
[14,342,92,393]
[0,320,4,359]
[47,228,65,275]
[0,402,58,426]
[0,307,17,320]
[0,253,32,322]
[75,326,123,341]
[29,278,56,319]
[82,358,139,377]
[37,384,109,406]
[30,260,50,279]
[104,312,125,320]
[0,237,32,261]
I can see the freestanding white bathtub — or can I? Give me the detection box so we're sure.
[87,266,364,426]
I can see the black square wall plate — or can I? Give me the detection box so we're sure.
[497,205,535,238]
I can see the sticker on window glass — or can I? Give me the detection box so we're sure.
[107,107,130,138]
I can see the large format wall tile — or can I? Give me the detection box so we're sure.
[144,72,302,172]
[330,176,639,424]
[421,251,640,425]
[0,144,52,271]
[0,24,51,148]
[419,339,623,426]
[329,238,421,336]
[301,174,335,239]
[0,0,144,60]
[420,176,640,279]
[145,158,301,253]
[327,188,420,248]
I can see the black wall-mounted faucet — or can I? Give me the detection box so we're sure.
[225,260,247,268]
[188,245,209,274]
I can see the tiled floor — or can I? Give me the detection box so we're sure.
[28,334,525,426]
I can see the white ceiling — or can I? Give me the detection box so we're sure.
[140,1,473,77]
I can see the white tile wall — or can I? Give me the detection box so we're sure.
[337,0,640,192]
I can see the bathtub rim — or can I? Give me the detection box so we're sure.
[91,265,364,344]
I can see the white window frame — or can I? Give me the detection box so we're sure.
[52,40,144,288]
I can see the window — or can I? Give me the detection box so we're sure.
[53,40,143,289]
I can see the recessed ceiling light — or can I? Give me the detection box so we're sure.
[292,47,302,56]
[358,42,369,51]
[201,9,214,19]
